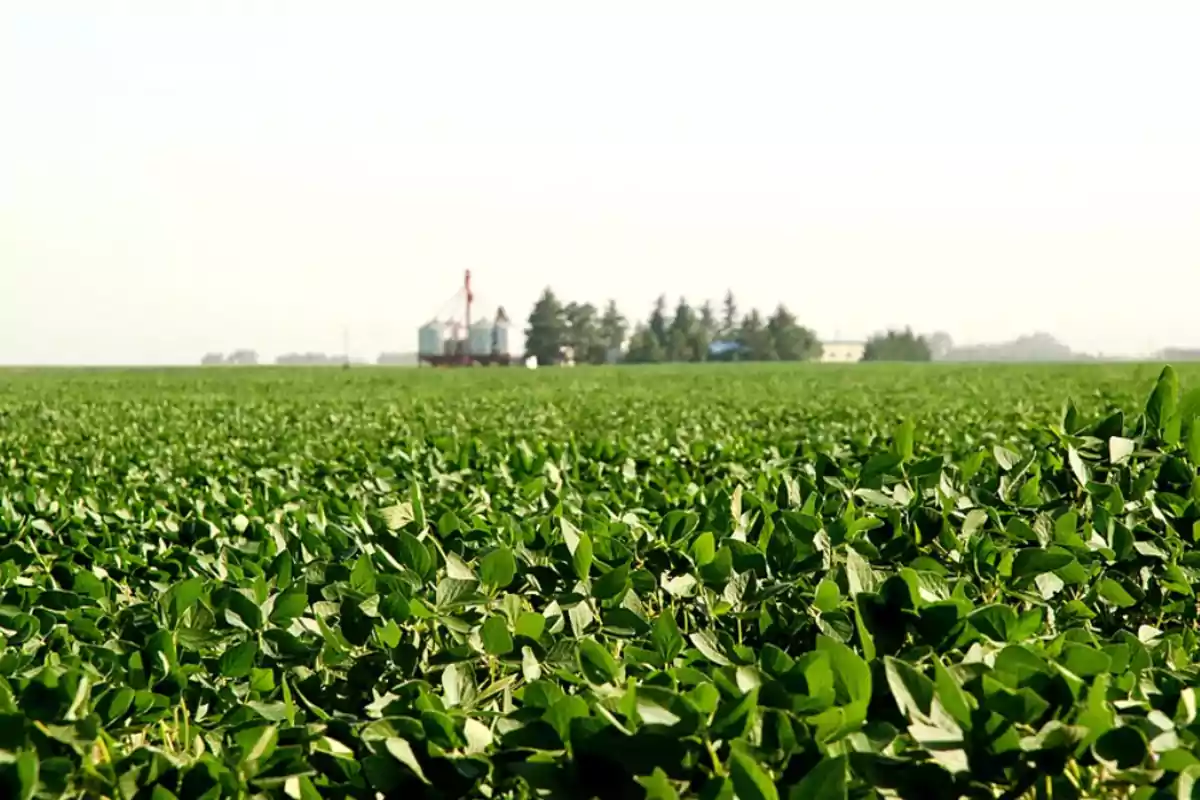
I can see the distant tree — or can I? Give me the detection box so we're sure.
[928,331,953,360]
[524,288,567,365]
[276,352,343,365]
[201,352,225,366]
[625,324,666,364]
[695,300,718,360]
[599,300,628,359]
[564,302,606,364]
[940,332,1078,362]
[767,304,822,361]
[862,328,932,362]
[667,298,701,362]
[738,310,775,361]
[648,295,669,349]
[720,290,739,336]
[226,349,259,366]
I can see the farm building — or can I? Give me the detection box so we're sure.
[821,340,865,363]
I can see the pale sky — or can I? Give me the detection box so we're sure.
[2,0,1198,364]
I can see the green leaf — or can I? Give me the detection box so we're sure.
[652,613,684,662]
[481,615,513,656]
[226,590,264,631]
[444,551,476,581]
[691,531,717,566]
[814,579,841,613]
[14,750,38,800]
[1060,643,1111,677]
[563,521,593,580]
[932,657,973,730]
[409,482,427,531]
[1011,547,1074,579]
[480,547,517,590]
[729,745,779,800]
[844,547,876,596]
[350,554,377,594]
[1109,436,1136,465]
[236,725,279,767]
[515,611,546,640]
[787,755,847,800]
[381,502,414,530]
[219,638,258,678]
[1146,365,1179,436]
[1097,578,1137,608]
[690,630,732,666]
[385,737,430,784]
[578,638,621,684]
[592,562,630,600]
[994,445,1019,471]
[1067,446,1088,486]
[711,688,759,740]
[884,656,934,721]
[442,662,477,708]
[270,584,308,624]
[395,531,434,579]
[637,768,681,800]
[815,635,871,717]
[893,419,915,462]
[164,577,205,623]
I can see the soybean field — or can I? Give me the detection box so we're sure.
[1,362,1199,799]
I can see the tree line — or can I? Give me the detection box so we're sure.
[523,289,829,365]
[523,289,935,365]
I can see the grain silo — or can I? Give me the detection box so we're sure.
[468,318,493,356]
[418,321,446,358]
[416,270,516,367]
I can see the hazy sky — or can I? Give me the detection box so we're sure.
[2,1,1198,364]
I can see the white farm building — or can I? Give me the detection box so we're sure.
[821,340,865,363]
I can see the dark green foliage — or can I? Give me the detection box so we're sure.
[523,287,567,364]
[0,362,1198,798]
[525,289,821,364]
[863,327,933,361]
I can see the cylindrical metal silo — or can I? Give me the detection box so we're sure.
[493,320,510,356]
[468,318,492,356]
[418,321,445,356]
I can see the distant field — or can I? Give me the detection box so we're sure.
[1,362,1198,798]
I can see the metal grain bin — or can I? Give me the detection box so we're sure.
[493,320,510,356]
[418,322,445,356]
[468,318,493,356]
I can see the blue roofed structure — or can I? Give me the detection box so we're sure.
[708,339,745,360]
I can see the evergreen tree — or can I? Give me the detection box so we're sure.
[862,327,932,361]
[721,290,739,336]
[667,298,700,362]
[564,302,605,364]
[695,300,718,359]
[648,295,669,348]
[738,310,775,361]
[767,304,823,361]
[625,324,666,363]
[599,300,629,357]
[524,288,567,365]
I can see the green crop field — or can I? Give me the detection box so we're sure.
[2,363,1200,799]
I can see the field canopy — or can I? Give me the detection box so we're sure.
[1,363,1199,798]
